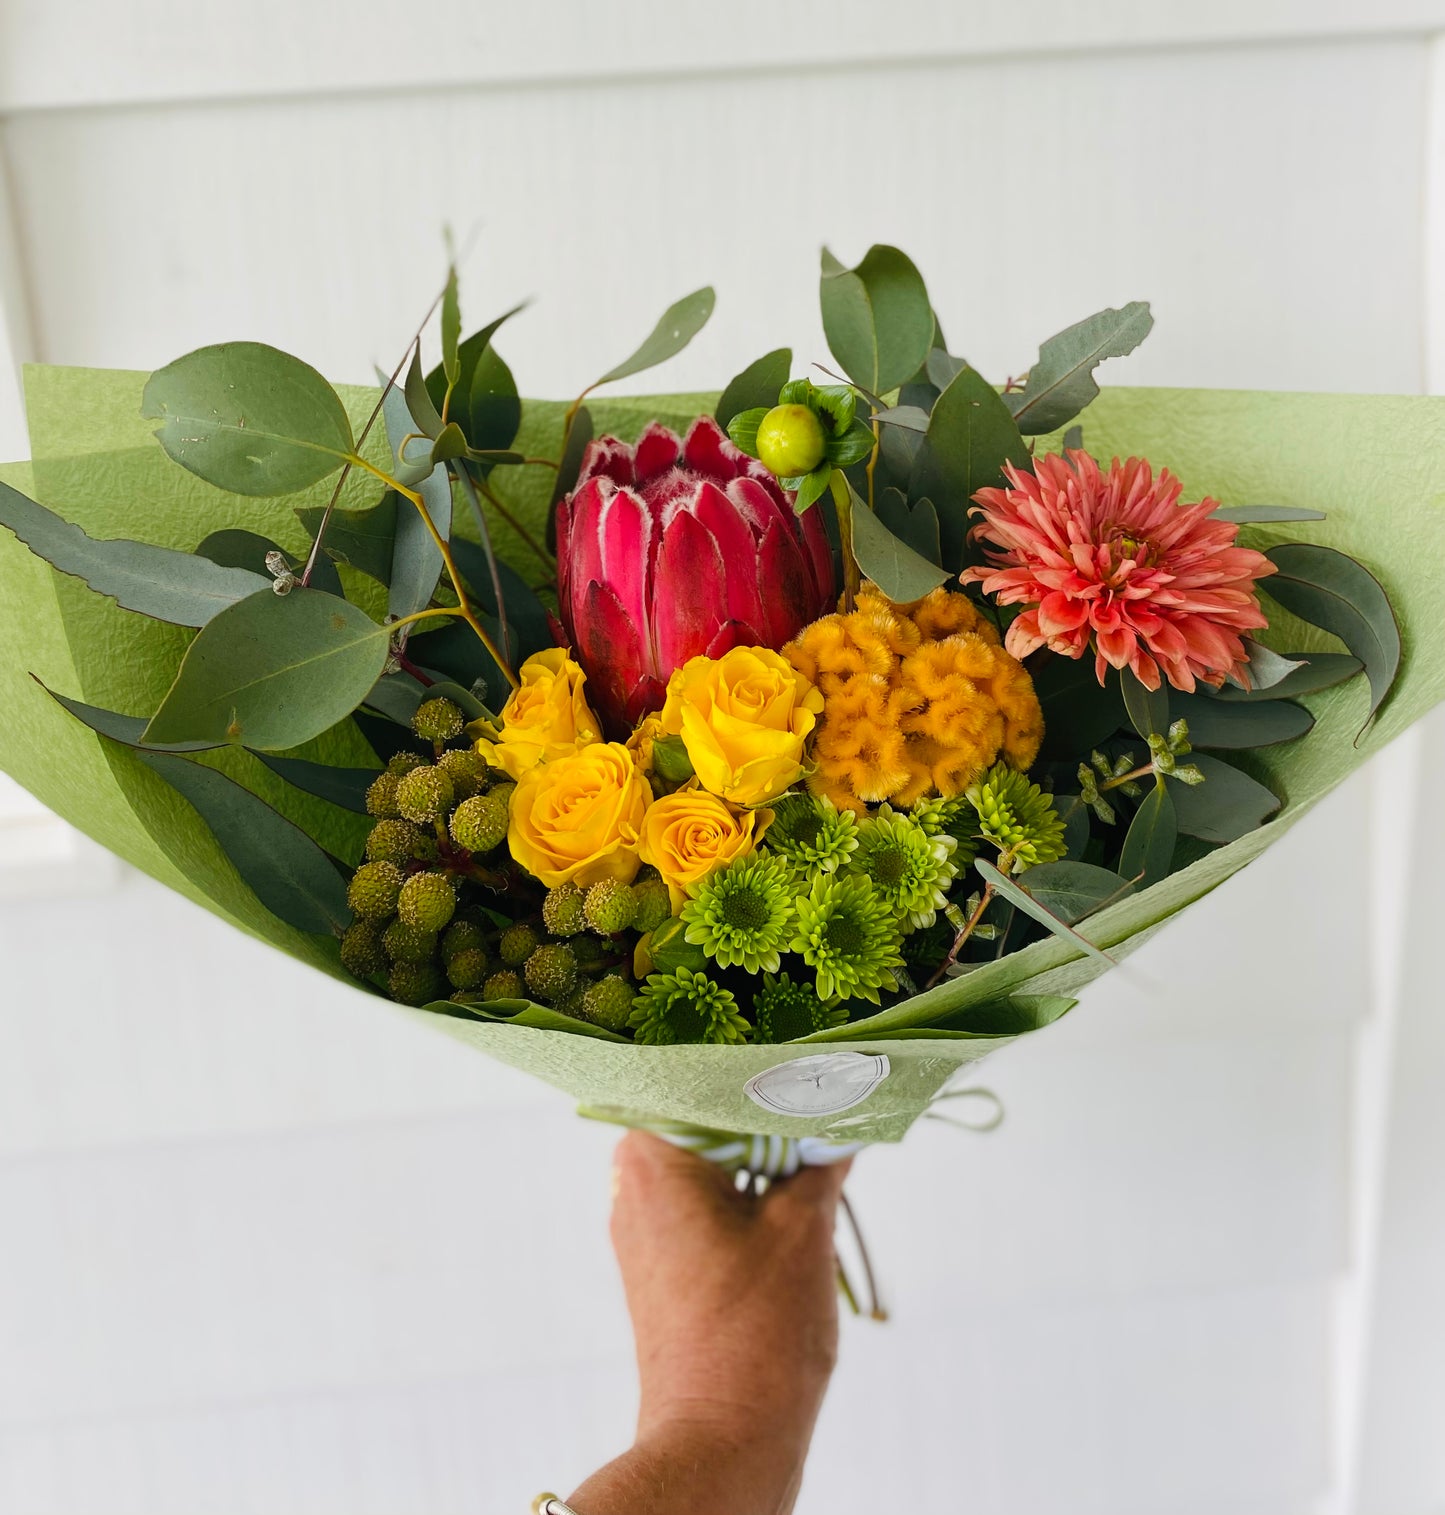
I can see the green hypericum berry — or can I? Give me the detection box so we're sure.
[398,872,457,933]
[387,751,427,776]
[365,818,428,866]
[965,763,1068,871]
[499,923,540,967]
[489,781,517,812]
[339,920,387,979]
[681,853,795,973]
[628,967,749,1046]
[436,748,488,800]
[365,772,402,819]
[396,766,455,825]
[764,793,859,878]
[584,878,638,935]
[542,882,588,936]
[582,974,636,1033]
[751,971,847,1044]
[845,805,959,931]
[388,960,444,1006]
[446,946,490,991]
[440,918,486,962]
[631,876,672,934]
[755,403,827,478]
[482,969,526,1001]
[790,873,904,1005]
[412,697,466,743]
[347,860,405,921]
[383,917,439,965]
[524,942,578,1000]
[450,793,509,854]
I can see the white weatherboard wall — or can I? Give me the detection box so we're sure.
[1,6,1444,1512]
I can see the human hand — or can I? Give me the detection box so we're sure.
[566,1131,853,1515]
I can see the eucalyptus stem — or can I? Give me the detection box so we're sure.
[1099,762,1155,793]
[828,469,860,612]
[453,468,514,670]
[926,881,997,989]
[474,475,557,576]
[351,456,520,691]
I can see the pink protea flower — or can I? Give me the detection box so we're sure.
[555,415,836,735]
[962,450,1276,692]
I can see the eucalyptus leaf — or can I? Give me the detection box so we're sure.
[39,682,222,753]
[404,348,444,440]
[595,287,715,387]
[422,678,490,723]
[925,349,968,392]
[875,489,941,565]
[820,245,934,396]
[196,527,341,598]
[295,496,397,584]
[0,479,270,627]
[425,303,528,422]
[142,342,354,495]
[911,364,1030,509]
[1170,753,1281,843]
[1034,655,1127,761]
[431,422,470,467]
[1263,543,1401,729]
[440,264,462,388]
[1007,303,1154,436]
[975,858,1118,963]
[849,483,949,599]
[1169,693,1314,748]
[1011,859,1137,925]
[135,750,352,936]
[1234,638,1307,691]
[548,406,593,551]
[716,348,792,429]
[383,377,453,620]
[1119,780,1177,888]
[466,342,522,458]
[1121,668,1169,738]
[1211,504,1327,524]
[449,536,552,658]
[1054,793,1091,861]
[874,405,931,433]
[143,588,391,751]
[253,753,379,814]
[364,671,426,727]
[1210,651,1362,702]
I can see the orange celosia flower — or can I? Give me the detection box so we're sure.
[784,586,1043,812]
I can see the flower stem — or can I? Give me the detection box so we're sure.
[828,469,860,612]
[926,881,997,989]
[350,455,520,691]
[473,474,557,576]
[1099,762,1155,793]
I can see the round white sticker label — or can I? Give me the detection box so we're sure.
[744,1053,891,1118]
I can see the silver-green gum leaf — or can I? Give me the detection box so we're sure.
[910,364,1030,508]
[1007,303,1154,436]
[595,287,716,388]
[1121,667,1170,738]
[142,588,391,751]
[820,244,934,397]
[1210,651,1362,702]
[1168,693,1314,749]
[0,478,270,627]
[382,375,453,621]
[1119,781,1177,888]
[141,341,355,496]
[974,858,1118,963]
[1169,752,1281,843]
[850,485,950,598]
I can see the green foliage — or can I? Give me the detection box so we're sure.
[1211,504,1326,524]
[910,364,1030,509]
[595,287,716,387]
[1121,668,1170,739]
[975,858,1119,964]
[1170,753,1281,843]
[254,752,379,813]
[1211,652,1362,702]
[849,479,949,600]
[715,348,792,429]
[143,588,391,751]
[873,490,941,566]
[295,496,398,584]
[137,749,352,935]
[1006,303,1154,436]
[1263,543,1401,732]
[820,245,934,396]
[1119,780,1177,887]
[142,342,355,495]
[381,374,453,620]
[1167,693,1314,749]
[0,479,270,627]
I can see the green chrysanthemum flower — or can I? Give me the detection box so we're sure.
[910,793,980,867]
[628,968,751,1046]
[846,805,960,931]
[681,853,795,973]
[965,763,1068,871]
[762,793,859,878]
[751,972,848,1044]
[789,873,904,1005]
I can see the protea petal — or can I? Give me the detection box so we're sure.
[689,480,766,635]
[633,421,682,487]
[681,415,737,483]
[576,435,636,490]
[578,580,647,737]
[652,507,729,674]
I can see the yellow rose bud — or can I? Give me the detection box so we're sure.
[507,741,649,888]
[659,646,823,806]
[639,786,771,910]
[473,648,602,782]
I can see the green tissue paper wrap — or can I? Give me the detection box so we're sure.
[2,366,1442,1140]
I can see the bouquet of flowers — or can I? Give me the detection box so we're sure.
[2,245,1441,1145]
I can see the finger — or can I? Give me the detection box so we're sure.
[766,1154,854,1215]
[612,1130,738,1209]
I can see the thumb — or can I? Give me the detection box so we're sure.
[766,1154,854,1217]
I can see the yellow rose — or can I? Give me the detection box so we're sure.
[640,786,770,909]
[507,741,649,888]
[659,646,823,806]
[473,648,601,782]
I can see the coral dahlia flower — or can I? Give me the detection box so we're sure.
[963,450,1276,692]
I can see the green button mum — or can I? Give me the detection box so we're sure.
[681,853,796,974]
[789,873,905,1005]
[628,968,750,1046]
